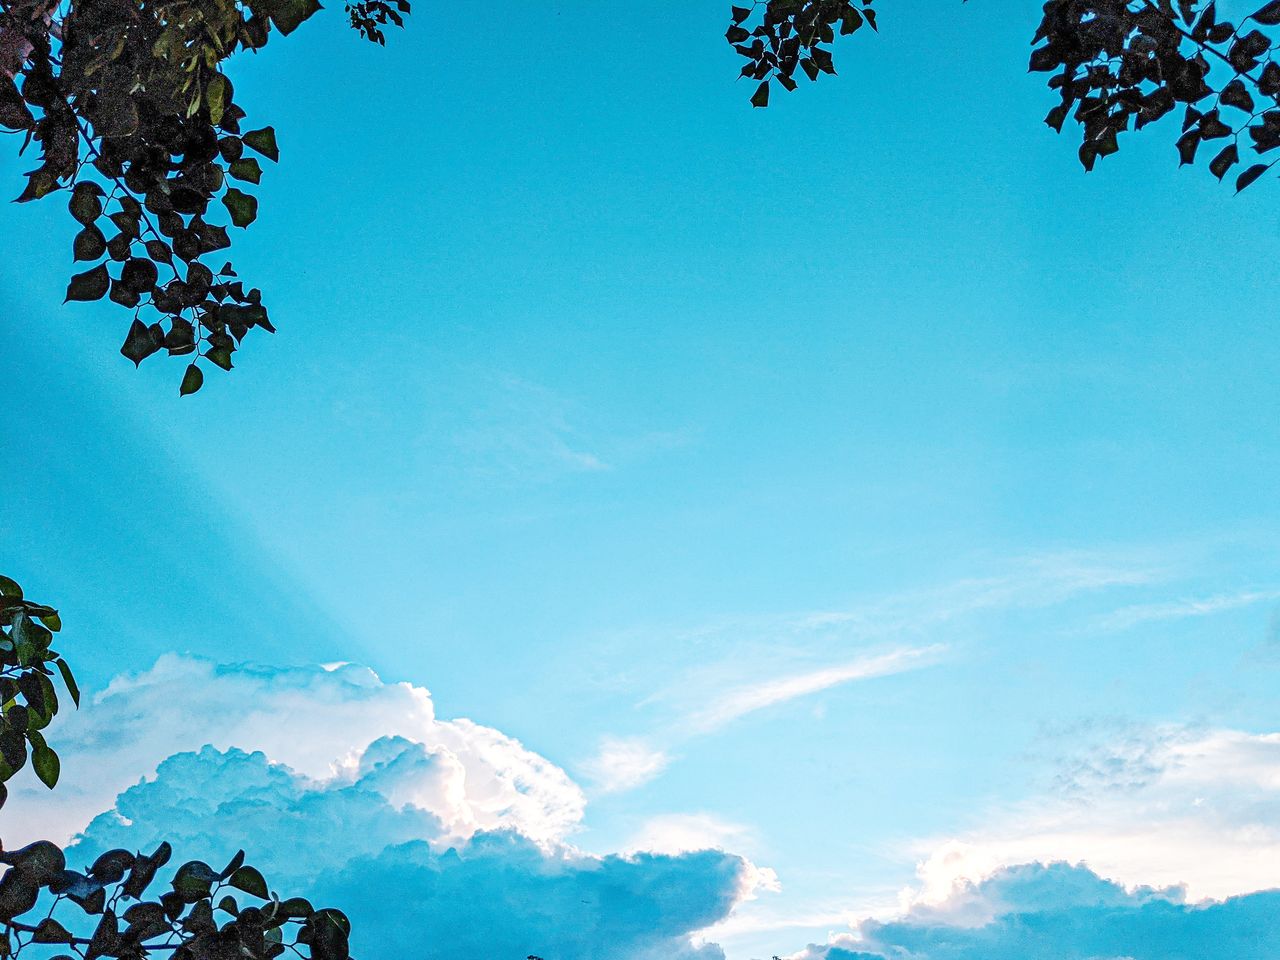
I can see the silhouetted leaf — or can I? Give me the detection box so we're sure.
[64,265,109,302]
[241,127,279,162]
[221,188,258,228]
[180,363,204,396]
[1236,162,1269,191]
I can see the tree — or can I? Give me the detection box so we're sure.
[4,0,1279,392]
[0,575,355,960]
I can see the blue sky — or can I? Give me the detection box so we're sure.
[5,1,1280,957]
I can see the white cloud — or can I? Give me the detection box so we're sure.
[582,736,670,793]
[1095,588,1280,631]
[790,862,1280,960]
[68,746,764,960]
[908,725,1280,905]
[624,813,758,857]
[0,655,787,960]
[687,645,945,734]
[0,654,583,848]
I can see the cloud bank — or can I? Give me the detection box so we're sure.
[70,746,753,960]
[908,725,1280,904]
[0,656,773,960]
[4,654,584,847]
[792,862,1280,960]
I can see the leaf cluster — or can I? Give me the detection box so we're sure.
[729,0,1280,193]
[1031,0,1280,191]
[726,0,877,108]
[0,0,407,392]
[0,842,353,960]
[0,576,78,806]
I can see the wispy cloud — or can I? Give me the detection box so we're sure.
[580,645,943,796]
[583,550,1167,795]
[686,645,946,734]
[1095,588,1280,632]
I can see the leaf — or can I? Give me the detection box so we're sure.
[68,183,105,225]
[229,866,268,899]
[0,577,20,599]
[1253,0,1280,25]
[228,158,263,184]
[180,363,204,396]
[31,742,58,789]
[1210,143,1238,180]
[263,0,322,35]
[206,345,235,370]
[54,658,80,707]
[171,861,219,902]
[32,918,73,944]
[220,850,246,880]
[39,611,61,632]
[16,169,57,203]
[85,910,118,960]
[241,127,279,162]
[221,187,258,228]
[64,264,109,302]
[120,319,162,366]
[73,225,107,262]
[1236,162,1269,192]
[751,80,770,107]
[206,74,232,127]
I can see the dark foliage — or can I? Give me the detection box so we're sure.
[730,0,1280,192]
[0,840,353,960]
[0,0,408,393]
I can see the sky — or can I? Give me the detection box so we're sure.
[4,0,1280,957]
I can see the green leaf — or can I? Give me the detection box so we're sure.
[31,742,58,789]
[241,127,279,162]
[221,187,258,228]
[206,74,232,127]
[39,611,61,632]
[206,345,234,370]
[228,158,263,184]
[53,659,79,708]
[16,169,57,203]
[64,264,109,302]
[0,577,21,599]
[180,363,204,396]
[229,866,268,899]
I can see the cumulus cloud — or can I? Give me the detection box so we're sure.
[0,655,776,960]
[2,655,584,847]
[69,746,759,960]
[791,862,1280,960]
[907,725,1280,904]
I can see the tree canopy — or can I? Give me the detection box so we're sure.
[3,0,1279,392]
